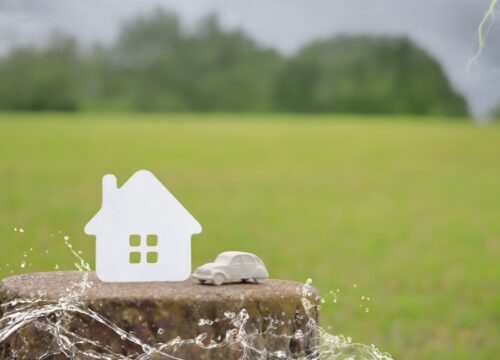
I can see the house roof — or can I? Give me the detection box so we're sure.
[85,170,202,236]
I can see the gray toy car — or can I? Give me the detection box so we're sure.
[193,251,269,285]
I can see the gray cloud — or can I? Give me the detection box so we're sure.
[0,0,498,117]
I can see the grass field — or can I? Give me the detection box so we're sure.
[0,113,499,359]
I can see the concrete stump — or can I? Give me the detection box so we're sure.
[0,272,320,359]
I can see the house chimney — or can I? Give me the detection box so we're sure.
[102,174,117,206]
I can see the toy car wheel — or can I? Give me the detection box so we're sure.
[212,273,225,286]
[254,278,266,284]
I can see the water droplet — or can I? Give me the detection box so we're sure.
[274,350,287,358]
[224,311,235,319]
[20,261,26,268]
[19,228,24,233]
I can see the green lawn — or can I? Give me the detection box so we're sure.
[0,113,499,359]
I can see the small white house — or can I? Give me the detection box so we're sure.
[84,170,202,282]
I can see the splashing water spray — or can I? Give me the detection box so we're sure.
[0,237,394,359]
[468,0,498,70]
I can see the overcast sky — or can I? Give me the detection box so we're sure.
[0,0,499,118]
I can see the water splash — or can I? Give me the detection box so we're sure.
[0,239,393,359]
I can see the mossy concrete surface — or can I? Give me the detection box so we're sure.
[0,272,320,359]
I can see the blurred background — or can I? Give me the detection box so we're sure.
[0,1,499,359]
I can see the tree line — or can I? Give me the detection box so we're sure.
[0,10,468,116]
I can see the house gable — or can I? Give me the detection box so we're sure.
[85,170,202,237]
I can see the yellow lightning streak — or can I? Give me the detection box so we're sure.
[468,0,498,69]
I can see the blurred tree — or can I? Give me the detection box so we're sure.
[0,37,81,111]
[0,10,469,117]
[96,10,284,111]
[275,36,468,116]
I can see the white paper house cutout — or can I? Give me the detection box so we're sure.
[85,170,202,282]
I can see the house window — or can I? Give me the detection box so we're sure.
[129,234,158,264]
[147,252,158,263]
[129,251,141,264]
[129,234,141,247]
[147,234,158,246]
